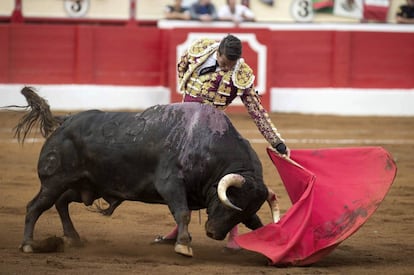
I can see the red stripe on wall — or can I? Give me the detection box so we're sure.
[1,23,413,91]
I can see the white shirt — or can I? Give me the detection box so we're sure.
[197,55,219,75]
[218,4,255,22]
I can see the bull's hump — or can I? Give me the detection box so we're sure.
[168,103,230,135]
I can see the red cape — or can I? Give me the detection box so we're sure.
[235,146,397,266]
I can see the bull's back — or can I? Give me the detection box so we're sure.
[37,103,259,194]
[55,103,239,149]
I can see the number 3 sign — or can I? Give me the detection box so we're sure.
[290,0,314,22]
[64,0,90,18]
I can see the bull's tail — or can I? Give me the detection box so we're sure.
[14,86,63,144]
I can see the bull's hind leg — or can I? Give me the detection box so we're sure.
[21,185,67,253]
[100,197,123,216]
[55,189,85,247]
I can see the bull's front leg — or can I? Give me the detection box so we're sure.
[173,210,193,257]
[155,166,193,256]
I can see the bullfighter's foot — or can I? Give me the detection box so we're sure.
[152,233,192,245]
[225,239,242,250]
[151,235,176,245]
[19,236,64,253]
[174,243,193,257]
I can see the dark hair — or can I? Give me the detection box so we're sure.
[218,34,242,61]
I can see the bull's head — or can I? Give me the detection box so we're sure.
[205,173,273,240]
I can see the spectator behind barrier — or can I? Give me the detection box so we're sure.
[241,0,250,7]
[260,0,274,6]
[189,0,217,21]
[164,0,191,20]
[396,0,414,23]
[218,0,255,23]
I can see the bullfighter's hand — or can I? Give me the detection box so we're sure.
[275,143,290,158]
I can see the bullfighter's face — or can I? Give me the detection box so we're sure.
[216,51,237,72]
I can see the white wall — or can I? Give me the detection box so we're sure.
[2,84,413,116]
[271,88,414,116]
[0,84,170,111]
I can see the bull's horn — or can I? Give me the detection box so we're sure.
[217,174,244,211]
[267,187,280,223]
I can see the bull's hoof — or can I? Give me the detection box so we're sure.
[19,243,34,253]
[174,243,193,257]
[19,237,64,253]
[101,209,113,216]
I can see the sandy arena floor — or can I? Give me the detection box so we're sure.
[0,110,413,274]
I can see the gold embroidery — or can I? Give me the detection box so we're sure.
[208,91,216,100]
[214,94,227,105]
[181,39,256,113]
[218,86,232,96]
[178,39,219,92]
[188,39,218,57]
[232,62,255,89]
[241,89,285,148]
[184,68,235,108]
[180,38,285,149]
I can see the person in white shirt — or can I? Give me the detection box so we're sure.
[218,0,255,23]
[164,0,191,20]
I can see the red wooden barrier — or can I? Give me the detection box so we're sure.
[0,24,163,86]
[0,22,413,112]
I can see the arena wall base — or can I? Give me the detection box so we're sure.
[2,84,413,116]
[0,84,170,111]
[271,88,414,116]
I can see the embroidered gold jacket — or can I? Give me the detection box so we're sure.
[177,38,284,148]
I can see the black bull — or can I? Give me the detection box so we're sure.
[16,87,271,257]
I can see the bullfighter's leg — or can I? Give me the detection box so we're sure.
[156,216,241,250]
[154,212,192,242]
[21,185,67,253]
[225,226,241,250]
[153,223,179,243]
[225,188,277,251]
[163,224,179,240]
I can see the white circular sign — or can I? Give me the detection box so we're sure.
[290,0,314,23]
[64,0,90,18]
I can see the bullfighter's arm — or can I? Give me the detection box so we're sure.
[240,88,288,155]
[177,50,190,85]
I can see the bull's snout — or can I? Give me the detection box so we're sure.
[205,220,227,240]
